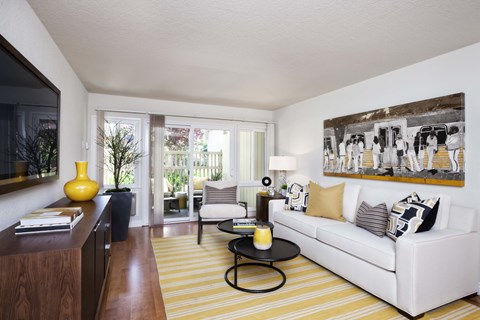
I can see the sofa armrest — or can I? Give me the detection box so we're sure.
[268,199,285,225]
[396,229,479,316]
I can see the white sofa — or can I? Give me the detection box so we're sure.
[268,179,479,318]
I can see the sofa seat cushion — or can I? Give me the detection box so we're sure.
[274,210,344,238]
[316,223,396,271]
[199,204,245,219]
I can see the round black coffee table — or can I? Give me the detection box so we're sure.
[225,237,300,293]
[217,219,274,252]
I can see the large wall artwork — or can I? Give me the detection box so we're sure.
[323,93,465,187]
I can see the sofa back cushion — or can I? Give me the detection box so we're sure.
[305,182,345,221]
[357,186,451,230]
[315,180,361,223]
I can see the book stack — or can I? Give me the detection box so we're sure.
[15,207,84,235]
[232,218,257,229]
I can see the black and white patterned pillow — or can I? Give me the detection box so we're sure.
[400,192,421,203]
[284,183,309,211]
[386,195,440,241]
[287,182,305,194]
[396,192,440,233]
[204,185,237,204]
[285,192,309,211]
[355,201,389,237]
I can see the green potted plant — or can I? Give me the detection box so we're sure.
[97,121,144,241]
[210,170,223,181]
[280,183,288,196]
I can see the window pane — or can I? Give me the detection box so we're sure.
[240,186,263,208]
[239,131,266,181]
[193,129,230,181]
[239,132,251,181]
[253,132,265,180]
[103,121,137,186]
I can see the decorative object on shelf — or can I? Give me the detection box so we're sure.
[269,156,297,188]
[253,225,273,250]
[97,121,145,241]
[260,176,272,195]
[232,218,257,229]
[20,207,82,225]
[267,186,275,196]
[323,92,465,187]
[261,176,272,187]
[64,161,99,201]
[15,212,84,235]
[280,184,288,196]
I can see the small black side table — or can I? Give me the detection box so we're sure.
[256,192,285,222]
[225,237,300,293]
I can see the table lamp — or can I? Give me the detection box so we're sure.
[269,156,297,189]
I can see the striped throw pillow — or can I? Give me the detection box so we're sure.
[355,201,389,237]
[204,186,237,204]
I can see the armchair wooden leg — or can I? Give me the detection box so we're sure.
[197,216,203,245]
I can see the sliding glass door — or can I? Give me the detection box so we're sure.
[163,126,190,220]
[163,124,232,222]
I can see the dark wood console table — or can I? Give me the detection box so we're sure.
[0,196,112,320]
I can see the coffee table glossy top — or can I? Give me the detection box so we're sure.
[217,219,273,236]
[233,237,300,262]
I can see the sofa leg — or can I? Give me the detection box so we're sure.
[197,216,202,245]
[397,309,424,319]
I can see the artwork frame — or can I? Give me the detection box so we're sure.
[323,93,465,187]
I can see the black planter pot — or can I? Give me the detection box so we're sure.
[105,191,132,242]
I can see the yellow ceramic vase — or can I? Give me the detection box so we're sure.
[64,161,99,201]
[253,225,273,250]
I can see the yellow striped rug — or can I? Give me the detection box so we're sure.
[151,232,480,320]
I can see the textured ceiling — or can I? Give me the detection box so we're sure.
[26,0,480,110]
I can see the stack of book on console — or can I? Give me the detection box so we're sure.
[232,218,257,229]
[15,207,84,235]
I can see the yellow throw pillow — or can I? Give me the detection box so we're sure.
[306,181,345,221]
[193,177,208,190]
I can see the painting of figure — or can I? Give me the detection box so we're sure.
[323,93,465,187]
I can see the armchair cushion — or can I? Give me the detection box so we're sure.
[204,185,237,204]
[199,204,246,219]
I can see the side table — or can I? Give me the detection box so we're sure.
[256,192,285,222]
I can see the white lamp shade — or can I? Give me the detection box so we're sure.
[269,156,297,171]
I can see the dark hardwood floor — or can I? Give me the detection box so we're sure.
[97,222,218,320]
[97,223,480,319]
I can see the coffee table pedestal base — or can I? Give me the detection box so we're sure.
[224,261,286,293]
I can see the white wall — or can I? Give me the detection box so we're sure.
[0,0,88,231]
[274,42,480,209]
